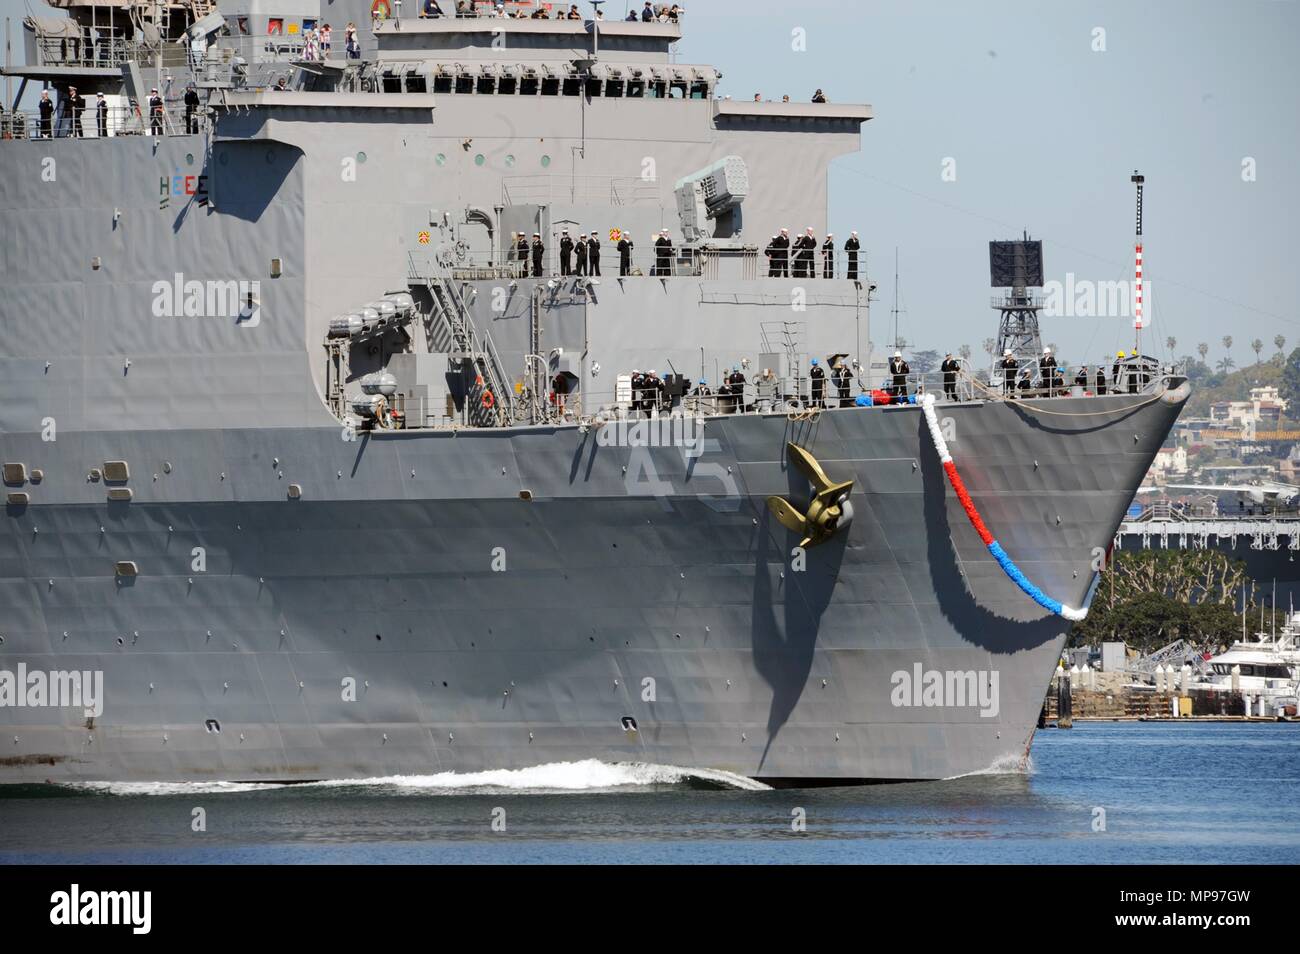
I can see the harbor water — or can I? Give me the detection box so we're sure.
[2,722,1297,865]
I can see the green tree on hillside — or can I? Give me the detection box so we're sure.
[1281,346,1300,408]
[1217,356,1236,374]
[910,349,940,373]
[1222,335,1234,356]
[1276,335,1287,357]
[1071,550,1253,651]
[1252,338,1264,364]
[1197,342,1209,365]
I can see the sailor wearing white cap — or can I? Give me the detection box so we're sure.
[999,349,1018,395]
[148,88,165,136]
[618,229,634,276]
[844,230,860,279]
[889,350,911,398]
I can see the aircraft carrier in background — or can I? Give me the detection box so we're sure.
[0,0,1187,784]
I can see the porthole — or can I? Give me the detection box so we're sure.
[504,154,515,167]
[356,151,367,164]
[185,153,194,166]
[205,719,221,734]
[435,153,446,166]
[540,154,551,168]
[474,154,485,166]
[621,716,638,732]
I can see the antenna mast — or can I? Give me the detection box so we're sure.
[989,233,1044,369]
[1131,170,1145,356]
[891,248,899,350]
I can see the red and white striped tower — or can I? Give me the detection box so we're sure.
[1131,170,1145,354]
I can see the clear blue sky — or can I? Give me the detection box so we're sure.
[4,0,1296,367]
[670,0,1300,367]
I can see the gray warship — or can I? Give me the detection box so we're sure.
[0,0,1188,784]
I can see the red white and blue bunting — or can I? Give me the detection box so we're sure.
[920,394,1088,621]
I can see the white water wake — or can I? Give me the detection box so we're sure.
[946,752,1035,779]
[58,759,770,796]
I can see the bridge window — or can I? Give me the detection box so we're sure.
[584,78,601,98]
[541,77,559,96]
[455,74,473,94]
[627,80,644,97]
[433,75,452,94]
[520,76,539,96]
[562,77,581,96]
[498,76,517,95]
[476,75,495,94]
[689,81,709,99]
[647,81,666,98]
[669,80,688,98]
[382,72,402,93]
[406,74,427,93]
[604,80,624,98]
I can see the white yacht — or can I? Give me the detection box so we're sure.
[1201,612,1300,716]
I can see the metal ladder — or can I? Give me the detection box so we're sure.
[409,250,514,427]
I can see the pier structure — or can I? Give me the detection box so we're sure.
[1115,518,1300,554]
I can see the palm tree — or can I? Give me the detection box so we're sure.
[1166,336,1176,353]
[1217,356,1236,374]
[1276,335,1287,356]
[1222,335,1233,355]
[1197,342,1209,365]
[1252,338,1264,364]
[983,338,996,359]
[959,344,972,362]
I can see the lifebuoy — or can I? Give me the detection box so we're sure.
[481,391,495,409]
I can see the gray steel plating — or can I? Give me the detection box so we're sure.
[0,5,1185,783]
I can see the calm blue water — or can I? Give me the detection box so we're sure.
[2,722,1298,864]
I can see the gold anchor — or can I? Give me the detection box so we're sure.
[765,443,855,548]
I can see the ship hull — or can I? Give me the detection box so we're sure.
[0,391,1184,783]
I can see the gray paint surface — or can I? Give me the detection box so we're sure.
[0,3,1183,783]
